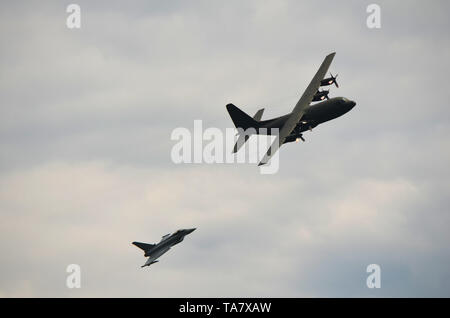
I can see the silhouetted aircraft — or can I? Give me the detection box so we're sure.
[226,52,356,165]
[132,228,196,268]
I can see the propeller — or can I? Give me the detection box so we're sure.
[330,72,339,88]
[314,89,330,101]
[296,134,305,142]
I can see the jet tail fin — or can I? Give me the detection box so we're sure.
[226,104,260,130]
[132,241,155,252]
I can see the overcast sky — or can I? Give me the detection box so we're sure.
[1,0,449,297]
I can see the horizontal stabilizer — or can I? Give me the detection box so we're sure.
[132,241,155,252]
[253,108,264,121]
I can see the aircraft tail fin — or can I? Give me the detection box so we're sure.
[226,104,260,130]
[232,108,265,153]
[132,241,155,252]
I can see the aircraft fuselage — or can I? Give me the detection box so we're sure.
[144,229,195,257]
[258,97,356,134]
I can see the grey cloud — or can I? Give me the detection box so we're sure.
[0,0,449,297]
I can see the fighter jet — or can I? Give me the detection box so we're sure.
[226,52,356,165]
[132,228,196,268]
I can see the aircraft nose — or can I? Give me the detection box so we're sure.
[349,100,356,107]
[186,228,196,234]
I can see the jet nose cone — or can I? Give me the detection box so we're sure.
[186,228,196,234]
[349,100,356,107]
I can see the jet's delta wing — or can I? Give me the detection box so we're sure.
[132,242,155,252]
[258,52,336,165]
[143,247,171,267]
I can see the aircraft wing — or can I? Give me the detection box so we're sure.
[132,241,155,252]
[258,52,336,165]
[143,247,171,267]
